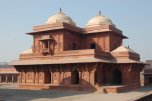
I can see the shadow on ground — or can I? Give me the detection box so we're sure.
[120,86,152,94]
[0,88,91,101]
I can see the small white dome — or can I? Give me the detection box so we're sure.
[85,14,115,28]
[45,10,76,26]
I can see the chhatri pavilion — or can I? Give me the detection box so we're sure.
[11,9,145,93]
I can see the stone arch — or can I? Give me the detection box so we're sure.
[71,69,79,84]
[113,69,122,84]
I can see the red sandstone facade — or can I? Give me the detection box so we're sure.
[0,67,19,83]
[11,10,145,93]
[144,60,152,86]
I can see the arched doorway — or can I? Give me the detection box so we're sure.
[71,69,79,84]
[113,69,122,85]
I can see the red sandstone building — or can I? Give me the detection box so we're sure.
[11,10,145,93]
[144,60,152,86]
[0,67,19,83]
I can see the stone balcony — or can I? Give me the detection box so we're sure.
[41,48,49,54]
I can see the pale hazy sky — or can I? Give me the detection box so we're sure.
[0,0,152,62]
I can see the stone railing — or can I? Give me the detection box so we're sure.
[19,49,112,60]
[19,53,43,60]
[54,49,95,56]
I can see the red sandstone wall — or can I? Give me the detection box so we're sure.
[82,33,110,52]
[16,62,144,92]
[109,32,122,51]
[33,30,64,54]
[32,29,122,54]
[63,30,82,51]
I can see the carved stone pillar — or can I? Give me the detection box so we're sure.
[32,68,35,84]
[90,64,96,86]
[90,71,95,86]
[20,72,22,83]
[79,71,82,85]
[12,75,14,83]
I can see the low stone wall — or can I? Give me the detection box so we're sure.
[103,84,141,93]
[19,84,50,90]
[19,84,96,91]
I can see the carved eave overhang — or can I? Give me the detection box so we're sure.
[83,24,127,39]
[10,57,113,66]
[26,22,83,35]
[39,35,54,41]
[0,67,19,74]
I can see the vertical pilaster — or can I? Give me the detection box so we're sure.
[79,71,82,85]
[32,67,35,84]
[20,69,22,83]
[51,71,53,84]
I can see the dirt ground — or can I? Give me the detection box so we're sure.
[0,84,152,101]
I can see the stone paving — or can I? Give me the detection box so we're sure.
[0,84,152,101]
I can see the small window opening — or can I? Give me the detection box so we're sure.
[148,77,152,83]
[90,43,96,49]
[44,41,49,49]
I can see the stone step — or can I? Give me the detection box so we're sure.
[95,87,107,94]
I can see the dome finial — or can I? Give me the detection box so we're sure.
[59,8,62,13]
[128,45,130,48]
[99,10,101,15]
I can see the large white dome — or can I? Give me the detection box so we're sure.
[85,14,115,28]
[45,10,76,26]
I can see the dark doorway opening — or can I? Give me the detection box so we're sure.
[113,69,122,84]
[43,41,49,49]
[148,77,152,83]
[71,70,79,84]
[1,75,6,82]
[95,70,98,84]
[45,71,51,84]
[7,75,12,82]
[90,43,96,49]
[13,75,18,83]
